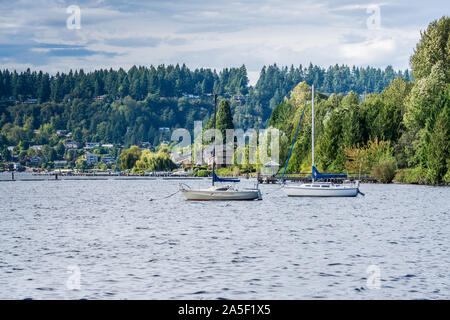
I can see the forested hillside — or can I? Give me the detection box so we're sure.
[268,16,449,185]
[0,63,409,147]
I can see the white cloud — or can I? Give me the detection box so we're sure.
[0,0,446,84]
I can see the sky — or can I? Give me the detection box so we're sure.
[0,0,448,84]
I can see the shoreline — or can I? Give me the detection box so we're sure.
[0,173,448,186]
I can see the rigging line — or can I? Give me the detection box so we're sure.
[149,190,180,201]
[280,100,308,184]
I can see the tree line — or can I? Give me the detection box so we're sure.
[0,63,409,155]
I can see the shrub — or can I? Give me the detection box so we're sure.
[443,170,450,184]
[232,166,241,177]
[194,169,211,177]
[393,169,408,183]
[371,157,397,183]
[393,167,428,184]
[407,167,428,184]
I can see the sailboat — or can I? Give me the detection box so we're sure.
[180,95,262,201]
[281,85,362,197]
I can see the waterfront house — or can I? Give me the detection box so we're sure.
[54,160,68,168]
[85,153,98,164]
[203,144,233,168]
[171,149,191,167]
[101,154,115,165]
[29,156,41,165]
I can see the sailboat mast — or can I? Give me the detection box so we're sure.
[212,94,217,186]
[311,84,315,182]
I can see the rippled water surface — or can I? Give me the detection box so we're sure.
[0,175,449,299]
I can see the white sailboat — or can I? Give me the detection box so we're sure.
[281,85,363,197]
[180,180,262,201]
[180,95,262,201]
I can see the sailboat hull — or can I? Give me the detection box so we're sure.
[181,189,262,201]
[283,184,359,197]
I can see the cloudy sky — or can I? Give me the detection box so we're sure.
[0,0,448,84]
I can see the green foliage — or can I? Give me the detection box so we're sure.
[133,148,176,172]
[424,99,449,184]
[371,156,397,183]
[0,63,410,145]
[266,17,449,185]
[119,146,141,170]
[194,169,211,177]
[317,109,344,172]
[215,99,234,141]
[393,167,428,184]
[75,157,87,171]
[410,16,450,82]
[344,138,393,173]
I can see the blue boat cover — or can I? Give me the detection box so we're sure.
[312,166,347,179]
[212,172,240,183]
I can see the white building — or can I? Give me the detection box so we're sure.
[85,142,100,149]
[30,145,43,151]
[64,141,80,149]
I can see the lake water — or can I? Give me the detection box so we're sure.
[0,175,449,299]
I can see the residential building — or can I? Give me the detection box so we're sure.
[64,141,80,149]
[29,156,41,165]
[101,154,115,165]
[85,142,100,149]
[54,160,68,168]
[30,145,43,151]
[232,95,246,103]
[25,98,37,104]
[140,142,153,149]
[101,143,114,149]
[56,130,69,136]
[182,93,200,99]
[171,150,191,166]
[93,95,106,101]
[203,144,233,168]
[85,153,98,164]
